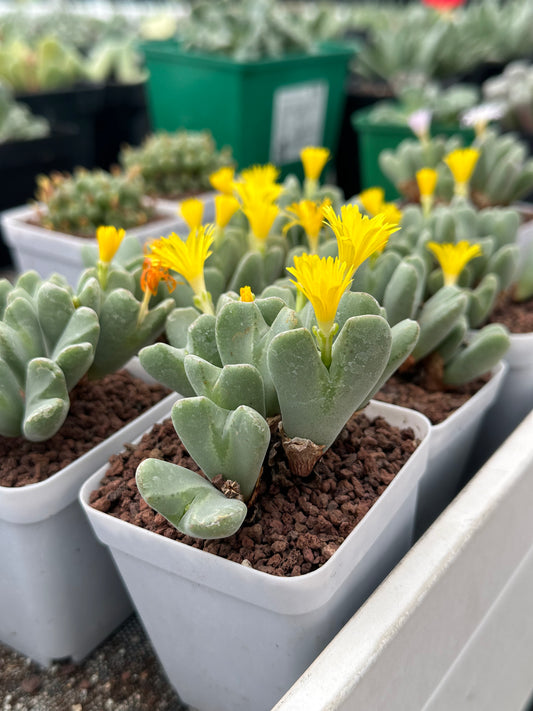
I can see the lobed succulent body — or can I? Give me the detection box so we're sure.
[119,131,233,200]
[35,168,153,238]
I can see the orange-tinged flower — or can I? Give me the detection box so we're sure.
[240,286,255,302]
[96,225,125,264]
[180,197,204,231]
[427,240,482,286]
[287,253,354,337]
[300,147,330,182]
[147,226,214,296]
[323,204,400,273]
[209,166,235,195]
[215,194,240,228]
[140,257,177,296]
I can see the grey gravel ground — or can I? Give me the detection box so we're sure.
[0,615,188,711]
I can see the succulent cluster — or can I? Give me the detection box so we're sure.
[35,168,153,238]
[137,203,419,539]
[119,131,234,200]
[379,125,533,209]
[178,0,321,61]
[0,82,49,143]
[483,61,533,135]
[0,227,174,442]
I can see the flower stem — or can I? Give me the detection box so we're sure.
[137,288,151,327]
[193,289,215,315]
[313,324,337,368]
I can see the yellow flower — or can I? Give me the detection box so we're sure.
[416,168,438,198]
[323,204,400,273]
[234,164,282,204]
[427,240,482,286]
[96,225,125,264]
[359,187,385,216]
[148,225,214,296]
[180,197,204,231]
[300,147,330,182]
[242,200,280,243]
[240,286,255,302]
[287,254,354,337]
[381,203,403,227]
[240,163,280,188]
[214,194,240,229]
[283,198,331,253]
[209,166,235,195]
[444,148,480,197]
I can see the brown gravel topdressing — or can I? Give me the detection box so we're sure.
[490,291,533,334]
[90,411,419,578]
[0,370,170,488]
[376,372,490,425]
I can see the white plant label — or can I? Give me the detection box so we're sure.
[270,81,328,165]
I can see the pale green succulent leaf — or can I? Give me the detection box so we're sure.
[443,324,510,386]
[139,342,195,396]
[23,358,69,442]
[136,459,247,539]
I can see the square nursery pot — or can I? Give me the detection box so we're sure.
[80,400,430,711]
[414,361,507,538]
[468,333,533,473]
[139,40,354,178]
[0,360,178,666]
[16,83,106,169]
[0,202,185,287]
[0,124,81,268]
[274,409,533,711]
[351,105,475,201]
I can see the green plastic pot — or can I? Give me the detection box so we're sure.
[139,41,354,178]
[351,105,476,201]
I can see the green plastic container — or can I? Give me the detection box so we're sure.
[351,106,476,201]
[140,41,354,177]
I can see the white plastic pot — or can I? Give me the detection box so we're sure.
[0,202,184,286]
[0,360,179,666]
[275,409,533,711]
[80,401,430,711]
[469,333,533,471]
[415,361,507,537]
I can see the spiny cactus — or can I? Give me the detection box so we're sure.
[35,168,153,239]
[119,131,233,200]
[137,204,419,540]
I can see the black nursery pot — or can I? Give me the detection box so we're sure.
[335,76,394,199]
[93,81,151,170]
[0,124,81,267]
[16,84,105,169]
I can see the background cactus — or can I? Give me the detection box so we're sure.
[483,61,533,135]
[35,168,153,238]
[119,131,234,200]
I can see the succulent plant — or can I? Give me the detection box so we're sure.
[0,36,87,93]
[0,82,50,143]
[379,128,533,208]
[0,228,174,442]
[137,204,419,540]
[85,38,147,86]
[119,131,233,200]
[483,61,533,134]
[178,0,321,61]
[34,168,153,239]
[356,245,510,389]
